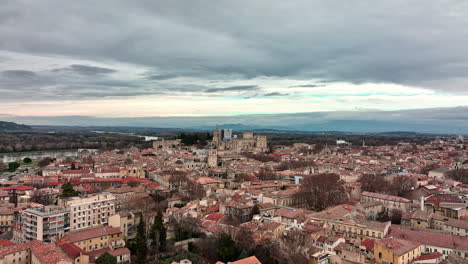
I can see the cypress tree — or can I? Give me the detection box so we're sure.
[135,219,147,263]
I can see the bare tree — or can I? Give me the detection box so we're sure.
[186,180,206,200]
[358,173,387,193]
[30,190,55,206]
[256,167,278,181]
[281,230,313,264]
[389,176,416,197]
[295,173,346,211]
[234,227,255,251]
[420,163,440,175]
[446,169,468,184]
[38,157,53,167]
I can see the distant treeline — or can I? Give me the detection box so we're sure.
[267,133,434,146]
[0,131,144,153]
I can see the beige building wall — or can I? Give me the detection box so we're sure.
[0,250,29,264]
[64,193,116,231]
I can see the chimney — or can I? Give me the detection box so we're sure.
[420,196,425,211]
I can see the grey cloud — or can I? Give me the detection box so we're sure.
[263,92,288,96]
[289,84,324,88]
[205,85,259,93]
[66,64,116,75]
[0,0,468,100]
[2,70,38,79]
[146,73,178,80]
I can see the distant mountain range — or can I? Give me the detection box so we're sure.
[0,121,31,131]
[1,106,468,134]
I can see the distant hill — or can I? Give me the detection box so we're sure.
[0,121,31,131]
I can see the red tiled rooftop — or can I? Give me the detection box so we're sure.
[361,191,410,203]
[58,226,121,244]
[59,242,86,259]
[63,170,89,174]
[0,185,35,191]
[229,256,262,264]
[0,239,14,247]
[361,239,374,251]
[205,213,225,222]
[413,252,442,261]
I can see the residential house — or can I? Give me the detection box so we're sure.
[374,238,422,264]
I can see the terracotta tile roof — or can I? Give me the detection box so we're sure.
[0,240,72,264]
[361,239,374,251]
[413,252,442,261]
[31,241,73,264]
[375,238,421,256]
[389,226,468,251]
[228,256,262,264]
[361,191,410,203]
[59,242,86,259]
[0,185,35,191]
[206,203,220,213]
[205,213,225,222]
[58,225,122,244]
[0,239,14,248]
[63,170,89,174]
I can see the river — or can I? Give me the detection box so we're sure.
[0,150,79,163]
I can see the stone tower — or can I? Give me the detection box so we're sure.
[208,149,218,167]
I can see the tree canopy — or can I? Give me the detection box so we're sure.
[95,252,117,264]
[217,233,241,263]
[60,182,80,198]
[8,161,20,171]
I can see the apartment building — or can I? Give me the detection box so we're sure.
[361,191,411,212]
[21,205,69,242]
[60,193,116,231]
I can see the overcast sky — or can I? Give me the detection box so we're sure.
[1,1,468,127]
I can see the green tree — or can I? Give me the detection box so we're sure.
[23,157,32,163]
[150,211,167,254]
[8,161,20,171]
[217,233,240,263]
[134,219,148,264]
[60,182,80,198]
[95,252,117,264]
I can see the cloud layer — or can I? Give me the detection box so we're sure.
[0,0,468,125]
